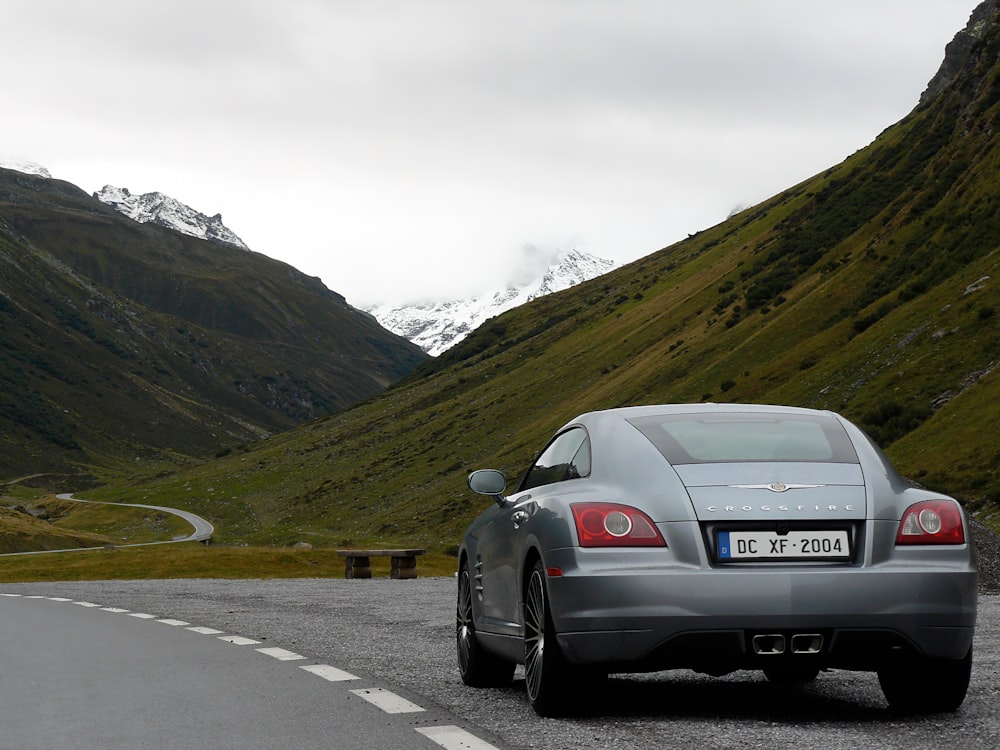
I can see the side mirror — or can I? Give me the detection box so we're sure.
[468,469,507,506]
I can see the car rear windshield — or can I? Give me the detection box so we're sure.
[627,412,860,465]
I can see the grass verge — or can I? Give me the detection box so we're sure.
[0,543,459,582]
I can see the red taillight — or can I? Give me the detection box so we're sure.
[571,503,666,547]
[896,499,965,545]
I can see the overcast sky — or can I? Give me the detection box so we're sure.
[1,1,978,307]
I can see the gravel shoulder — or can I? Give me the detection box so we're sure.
[3,577,997,750]
[971,518,1000,591]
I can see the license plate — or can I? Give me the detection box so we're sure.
[717,530,850,560]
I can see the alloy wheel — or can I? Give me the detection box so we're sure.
[456,568,474,675]
[524,566,547,704]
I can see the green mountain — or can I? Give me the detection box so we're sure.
[0,170,426,484]
[64,2,1000,546]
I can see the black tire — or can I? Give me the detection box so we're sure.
[763,664,821,685]
[456,564,515,688]
[877,648,972,714]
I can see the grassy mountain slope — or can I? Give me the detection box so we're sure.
[80,4,1000,550]
[0,170,426,483]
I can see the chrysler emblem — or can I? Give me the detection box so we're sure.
[730,482,823,492]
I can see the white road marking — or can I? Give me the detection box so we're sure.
[187,626,224,635]
[349,688,425,714]
[7,592,503,750]
[256,647,305,661]
[300,664,359,682]
[218,635,261,645]
[416,725,501,750]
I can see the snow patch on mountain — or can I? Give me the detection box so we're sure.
[0,158,52,178]
[94,185,250,250]
[367,249,615,356]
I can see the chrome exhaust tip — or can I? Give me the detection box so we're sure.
[790,633,823,654]
[752,634,786,655]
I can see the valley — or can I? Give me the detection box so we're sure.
[2,2,1000,569]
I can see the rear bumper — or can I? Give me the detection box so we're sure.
[544,548,977,671]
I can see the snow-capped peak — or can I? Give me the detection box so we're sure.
[95,185,250,251]
[367,249,616,356]
[0,158,52,178]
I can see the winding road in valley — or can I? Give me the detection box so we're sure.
[56,493,215,543]
[0,493,213,556]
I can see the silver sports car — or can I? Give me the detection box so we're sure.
[456,404,977,716]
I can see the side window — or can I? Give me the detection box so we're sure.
[520,428,591,491]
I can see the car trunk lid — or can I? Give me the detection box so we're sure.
[674,462,867,521]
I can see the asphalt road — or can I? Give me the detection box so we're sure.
[0,589,500,750]
[2,578,997,750]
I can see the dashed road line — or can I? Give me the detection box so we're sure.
[100,607,130,613]
[301,664,359,682]
[417,725,501,750]
[350,687,425,714]
[74,601,102,607]
[219,635,261,645]
[127,612,158,619]
[186,626,224,635]
[256,646,305,661]
[157,618,190,626]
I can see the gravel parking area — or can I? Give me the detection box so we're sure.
[4,577,997,750]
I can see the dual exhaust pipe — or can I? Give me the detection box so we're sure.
[752,633,823,655]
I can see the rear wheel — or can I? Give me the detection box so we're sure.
[522,561,610,715]
[877,648,972,714]
[456,564,515,687]
[524,561,570,715]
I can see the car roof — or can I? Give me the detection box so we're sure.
[567,403,838,428]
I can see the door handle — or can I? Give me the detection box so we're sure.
[512,510,529,529]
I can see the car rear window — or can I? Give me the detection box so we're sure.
[627,412,860,465]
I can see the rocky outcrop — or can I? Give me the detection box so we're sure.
[920,0,999,105]
[94,185,250,250]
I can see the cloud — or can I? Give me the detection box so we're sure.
[508,244,564,288]
[0,0,977,307]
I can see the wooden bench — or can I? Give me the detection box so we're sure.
[336,549,426,579]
